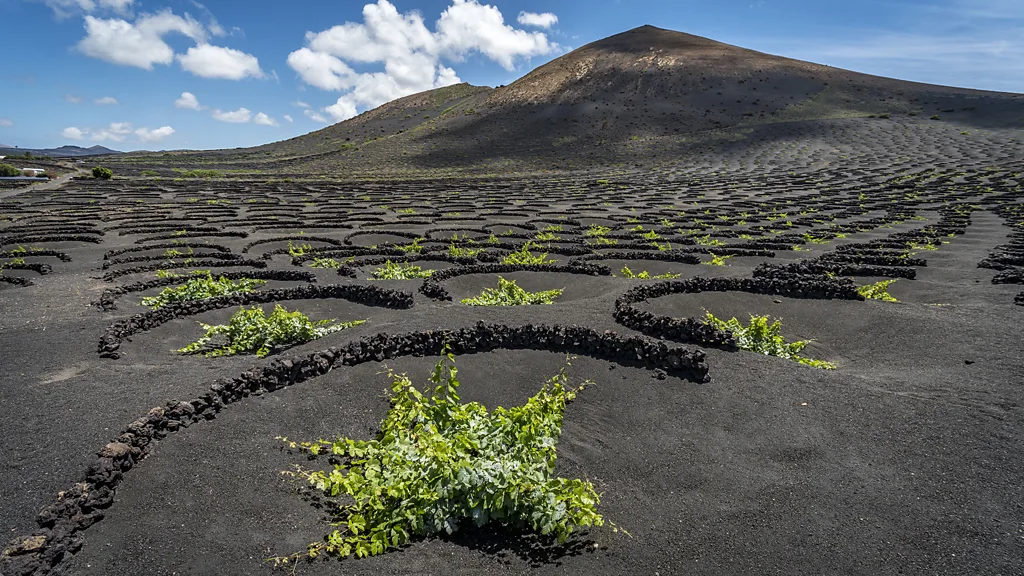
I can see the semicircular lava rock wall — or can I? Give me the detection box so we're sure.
[98,284,414,358]
[0,323,708,576]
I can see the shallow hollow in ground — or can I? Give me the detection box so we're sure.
[64,348,707,575]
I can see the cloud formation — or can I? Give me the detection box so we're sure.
[176,44,264,80]
[60,122,174,143]
[174,91,203,110]
[0,118,13,127]
[212,107,251,123]
[94,96,119,105]
[61,127,85,140]
[75,9,262,80]
[304,109,328,123]
[43,0,134,19]
[288,0,559,122]
[135,125,175,143]
[211,107,279,126]
[517,11,558,28]
[252,112,278,126]
[77,11,206,69]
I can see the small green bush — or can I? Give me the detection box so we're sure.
[140,170,160,177]
[501,244,555,265]
[857,280,898,302]
[448,244,483,258]
[92,166,113,179]
[370,260,433,280]
[394,238,425,254]
[461,276,562,306]
[178,304,365,358]
[287,241,313,257]
[618,266,680,279]
[704,312,835,369]
[141,272,266,309]
[0,164,20,177]
[310,257,342,269]
[703,253,733,266]
[275,351,601,562]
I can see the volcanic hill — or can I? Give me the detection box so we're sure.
[113,25,1024,176]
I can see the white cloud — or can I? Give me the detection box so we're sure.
[293,100,310,108]
[435,0,556,69]
[174,91,203,110]
[288,0,558,121]
[516,11,557,28]
[325,98,358,122]
[77,11,207,69]
[212,107,252,123]
[75,8,263,81]
[99,0,134,15]
[0,118,12,127]
[61,127,86,140]
[135,125,175,143]
[176,44,264,80]
[65,94,83,103]
[45,0,134,17]
[304,109,328,123]
[283,114,294,123]
[43,0,132,18]
[44,0,96,19]
[62,122,174,144]
[94,96,119,105]
[286,48,355,91]
[91,121,133,142]
[253,112,278,126]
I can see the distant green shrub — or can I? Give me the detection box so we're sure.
[0,164,20,177]
[179,304,365,358]
[140,170,160,177]
[142,272,266,309]
[92,166,113,179]
[371,260,433,280]
[618,266,680,279]
[857,280,898,302]
[461,276,562,306]
[704,312,835,369]
[501,244,555,265]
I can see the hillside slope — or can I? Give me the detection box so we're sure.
[113,25,1024,176]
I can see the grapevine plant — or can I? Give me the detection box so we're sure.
[178,304,365,358]
[857,280,898,302]
[704,312,836,369]
[702,253,733,266]
[275,351,603,563]
[141,272,266,309]
[370,260,434,280]
[448,245,483,258]
[461,276,563,306]
[310,257,341,269]
[618,266,680,280]
[501,244,555,265]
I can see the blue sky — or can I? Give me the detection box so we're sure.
[0,0,1021,151]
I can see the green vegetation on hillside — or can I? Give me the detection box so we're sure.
[274,351,601,562]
